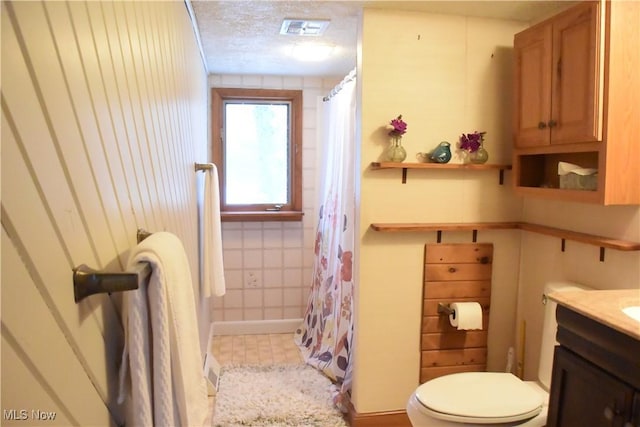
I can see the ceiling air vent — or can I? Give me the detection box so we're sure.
[280,19,330,36]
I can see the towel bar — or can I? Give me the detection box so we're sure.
[137,228,152,243]
[194,162,214,172]
[73,229,153,303]
[73,262,151,303]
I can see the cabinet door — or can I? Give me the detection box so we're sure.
[631,392,640,427]
[550,1,602,145]
[513,23,552,147]
[548,347,634,427]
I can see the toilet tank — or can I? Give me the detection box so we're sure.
[538,281,592,390]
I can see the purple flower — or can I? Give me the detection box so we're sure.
[389,115,407,136]
[459,131,486,153]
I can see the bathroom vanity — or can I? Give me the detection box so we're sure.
[547,290,640,427]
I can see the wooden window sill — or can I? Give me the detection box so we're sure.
[221,211,304,222]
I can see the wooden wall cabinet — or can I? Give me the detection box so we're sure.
[514,2,601,148]
[512,1,640,205]
[547,306,640,427]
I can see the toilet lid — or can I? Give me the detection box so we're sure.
[415,372,544,423]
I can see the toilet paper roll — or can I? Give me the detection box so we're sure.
[449,302,483,330]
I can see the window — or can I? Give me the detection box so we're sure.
[211,88,303,221]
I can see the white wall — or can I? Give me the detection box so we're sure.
[208,74,339,323]
[1,1,207,424]
[353,6,640,416]
[517,199,640,381]
[354,9,527,413]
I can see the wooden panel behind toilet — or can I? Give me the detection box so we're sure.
[420,243,493,383]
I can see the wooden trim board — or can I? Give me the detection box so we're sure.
[348,408,412,427]
[370,221,640,252]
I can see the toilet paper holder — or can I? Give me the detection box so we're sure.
[437,302,456,317]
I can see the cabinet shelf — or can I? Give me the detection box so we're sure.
[370,221,640,261]
[513,186,600,204]
[370,162,512,184]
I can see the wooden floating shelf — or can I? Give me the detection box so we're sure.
[370,162,512,184]
[370,221,640,261]
[371,162,512,170]
[370,222,520,232]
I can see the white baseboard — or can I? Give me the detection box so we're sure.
[211,318,302,336]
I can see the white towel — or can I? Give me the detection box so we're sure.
[118,232,209,427]
[203,164,226,297]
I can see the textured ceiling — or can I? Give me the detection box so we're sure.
[191,1,573,78]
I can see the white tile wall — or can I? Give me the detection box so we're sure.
[210,74,341,321]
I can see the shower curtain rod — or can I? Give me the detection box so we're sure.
[323,68,356,102]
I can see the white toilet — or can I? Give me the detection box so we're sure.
[406,281,589,427]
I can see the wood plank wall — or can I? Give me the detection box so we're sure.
[1,1,207,425]
[421,243,493,383]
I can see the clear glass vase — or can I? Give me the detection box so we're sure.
[470,143,489,164]
[386,135,407,162]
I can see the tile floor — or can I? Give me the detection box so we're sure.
[205,333,304,425]
[211,333,304,366]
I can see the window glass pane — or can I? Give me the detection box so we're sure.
[224,102,290,205]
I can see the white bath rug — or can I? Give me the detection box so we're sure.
[212,364,348,427]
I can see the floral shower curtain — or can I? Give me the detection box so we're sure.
[294,70,356,412]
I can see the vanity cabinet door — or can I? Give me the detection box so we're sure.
[629,393,640,427]
[548,346,634,427]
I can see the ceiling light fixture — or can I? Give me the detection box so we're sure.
[280,19,330,36]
